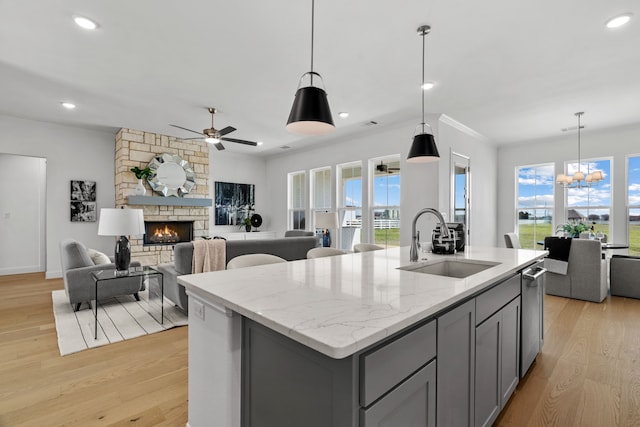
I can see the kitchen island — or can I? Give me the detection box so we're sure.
[180,245,546,427]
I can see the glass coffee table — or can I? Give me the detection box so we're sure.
[90,266,163,339]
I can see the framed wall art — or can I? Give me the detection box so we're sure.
[214,181,255,226]
[70,180,97,222]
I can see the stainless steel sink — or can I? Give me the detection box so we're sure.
[398,259,500,278]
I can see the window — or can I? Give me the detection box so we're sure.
[288,171,306,230]
[371,156,400,247]
[337,162,362,251]
[628,156,640,255]
[311,167,332,230]
[516,164,554,249]
[565,158,612,239]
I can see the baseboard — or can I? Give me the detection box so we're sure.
[46,270,63,279]
[0,266,43,276]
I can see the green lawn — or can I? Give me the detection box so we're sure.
[375,228,400,247]
[517,223,640,255]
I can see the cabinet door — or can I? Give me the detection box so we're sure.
[361,360,436,427]
[475,311,501,427]
[501,297,520,407]
[437,299,475,427]
[474,297,521,427]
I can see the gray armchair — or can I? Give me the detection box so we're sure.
[545,238,607,303]
[610,255,640,298]
[59,238,143,311]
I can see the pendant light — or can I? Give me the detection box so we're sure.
[407,25,439,163]
[286,0,335,135]
[556,112,604,188]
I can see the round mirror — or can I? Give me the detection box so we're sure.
[148,153,196,197]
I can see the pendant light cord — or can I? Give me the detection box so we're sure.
[577,112,581,172]
[421,29,425,134]
[310,0,315,85]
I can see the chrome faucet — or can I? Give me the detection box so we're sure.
[410,208,451,262]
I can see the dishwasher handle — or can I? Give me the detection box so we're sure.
[523,266,546,283]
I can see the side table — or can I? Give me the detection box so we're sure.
[90,266,164,339]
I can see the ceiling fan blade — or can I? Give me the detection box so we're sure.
[221,137,258,146]
[214,142,226,151]
[218,126,236,136]
[170,124,205,137]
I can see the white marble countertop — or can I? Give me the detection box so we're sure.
[179,246,546,359]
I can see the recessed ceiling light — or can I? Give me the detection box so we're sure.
[257,141,264,146]
[61,102,76,109]
[338,112,349,118]
[73,15,98,30]
[421,82,435,90]
[606,13,632,29]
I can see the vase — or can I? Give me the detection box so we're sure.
[135,179,146,196]
[245,224,251,232]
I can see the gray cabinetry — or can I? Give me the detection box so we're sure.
[361,359,436,427]
[474,275,521,427]
[437,299,476,427]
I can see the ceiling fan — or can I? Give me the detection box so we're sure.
[170,107,258,151]
[376,161,400,173]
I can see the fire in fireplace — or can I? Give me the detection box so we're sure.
[144,221,193,245]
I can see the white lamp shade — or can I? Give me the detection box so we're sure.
[315,211,339,229]
[98,208,145,236]
[592,171,604,181]
[573,171,585,181]
[556,174,567,184]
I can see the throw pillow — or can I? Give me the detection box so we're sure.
[87,248,111,265]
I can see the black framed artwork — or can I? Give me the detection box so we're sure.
[70,180,97,222]
[214,181,255,226]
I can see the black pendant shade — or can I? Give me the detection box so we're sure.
[286,85,335,135]
[407,132,440,163]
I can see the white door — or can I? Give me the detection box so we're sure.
[0,153,46,275]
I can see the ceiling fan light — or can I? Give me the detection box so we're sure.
[407,132,439,163]
[286,86,335,135]
[205,137,219,144]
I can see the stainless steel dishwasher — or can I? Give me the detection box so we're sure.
[521,260,546,377]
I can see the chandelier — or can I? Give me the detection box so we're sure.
[556,112,603,188]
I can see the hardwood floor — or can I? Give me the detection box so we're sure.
[0,274,188,427]
[497,291,640,426]
[2,273,640,426]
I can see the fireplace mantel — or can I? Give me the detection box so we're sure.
[127,196,212,207]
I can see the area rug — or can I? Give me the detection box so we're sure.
[52,289,188,356]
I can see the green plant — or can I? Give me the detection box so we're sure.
[130,166,152,180]
[238,217,252,230]
[559,222,593,237]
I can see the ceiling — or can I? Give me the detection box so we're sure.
[1,0,638,156]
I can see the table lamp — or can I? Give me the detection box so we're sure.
[315,211,339,247]
[98,207,145,271]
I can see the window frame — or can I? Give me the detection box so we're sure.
[288,170,307,230]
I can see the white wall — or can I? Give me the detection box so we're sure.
[0,154,46,274]
[0,115,117,278]
[262,115,498,247]
[497,122,640,246]
[209,150,268,234]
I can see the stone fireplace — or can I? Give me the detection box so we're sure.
[114,128,210,266]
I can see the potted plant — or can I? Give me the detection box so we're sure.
[240,217,252,232]
[560,222,589,238]
[130,166,152,196]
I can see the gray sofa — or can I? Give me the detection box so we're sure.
[59,238,144,311]
[157,236,319,313]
